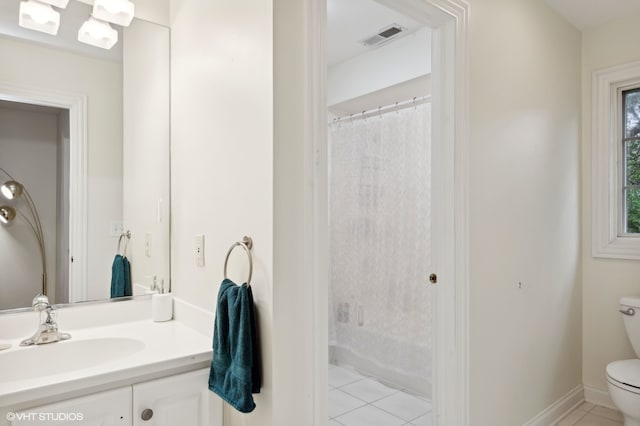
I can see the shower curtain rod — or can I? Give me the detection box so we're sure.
[330,95,431,124]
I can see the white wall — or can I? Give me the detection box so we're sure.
[329,75,431,115]
[273,0,326,423]
[168,0,583,424]
[327,27,431,106]
[0,35,122,304]
[169,0,273,424]
[581,13,640,398]
[0,106,58,310]
[123,20,170,290]
[133,0,170,26]
[468,0,582,424]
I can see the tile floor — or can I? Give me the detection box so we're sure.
[330,365,624,426]
[557,402,624,426]
[328,364,432,426]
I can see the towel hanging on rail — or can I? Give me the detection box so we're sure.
[111,231,132,298]
[110,254,131,298]
[208,278,261,413]
[208,236,261,412]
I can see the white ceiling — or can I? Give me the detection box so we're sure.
[7,0,629,71]
[327,0,425,67]
[327,0,640,65]
[545,0,640,30]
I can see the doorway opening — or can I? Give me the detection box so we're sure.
[312,0,469,424]
[326,2,435,422]
[0,83,88,307]
[0,100,69,309]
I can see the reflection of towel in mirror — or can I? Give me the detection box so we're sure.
[208,278,261,413]
[110,254,132,298]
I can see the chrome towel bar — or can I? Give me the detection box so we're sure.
[117,230,131,255]
[223,236,254,286]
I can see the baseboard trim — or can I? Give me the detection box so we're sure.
[524,385,584,426]
[584,384,616,410]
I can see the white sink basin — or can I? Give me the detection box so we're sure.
[0,337,145,382]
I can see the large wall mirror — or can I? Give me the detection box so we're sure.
[0,0,170,311]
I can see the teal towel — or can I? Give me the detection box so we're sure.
[209,279,261,413]
[110,254,132,298]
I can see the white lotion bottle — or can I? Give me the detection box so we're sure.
[152,280,173,322]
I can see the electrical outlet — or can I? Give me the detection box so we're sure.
[145,233,151,257]
[195,234,205,267]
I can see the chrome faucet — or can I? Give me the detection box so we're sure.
[20,294,71,346]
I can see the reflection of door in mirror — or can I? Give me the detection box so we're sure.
[0,103,69,309]
[0,4,170,311]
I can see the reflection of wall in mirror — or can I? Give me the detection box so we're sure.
[0,35,123,306]
[123,20,170,292]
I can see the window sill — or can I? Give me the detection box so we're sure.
[592,234,640,260]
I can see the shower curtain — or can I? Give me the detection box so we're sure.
[329,102,432,395]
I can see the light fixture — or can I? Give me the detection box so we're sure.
[0,206,16,225]
[17,0,134,49]
[37,0,69,8]
[0,168,48,295]
[92,0,135,27]
[78,16,117,50]
[1,180,24,200]
[19,0,60,35]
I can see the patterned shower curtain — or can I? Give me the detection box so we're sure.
[329,102,433,393]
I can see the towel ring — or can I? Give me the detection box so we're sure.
[223,236,253,286]
[117,230,131,255]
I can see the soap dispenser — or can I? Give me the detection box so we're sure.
[151,279,173,322]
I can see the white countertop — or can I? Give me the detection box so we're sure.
[0,298,214,408]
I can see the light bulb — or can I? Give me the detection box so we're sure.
[0,186,12,200]
[0,206,16,224]
[86,17,110,39]
[1,181,23,200]
[92,0,134,27]
[19,0,60,35]
[102,0,126,14]
[78,17,117,49]
[30,7,52,24]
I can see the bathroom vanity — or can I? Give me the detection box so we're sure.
[6,369,211,426]
[0,297,222,426]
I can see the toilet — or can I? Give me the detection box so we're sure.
[607,296,640,426]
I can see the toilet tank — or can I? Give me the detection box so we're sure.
[621,296,640,357]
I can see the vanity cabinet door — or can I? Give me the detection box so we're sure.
[11,387,132,426]
[132,368,220,426]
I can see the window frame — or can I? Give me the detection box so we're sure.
[620,87,640,236]
[592,61,640,259]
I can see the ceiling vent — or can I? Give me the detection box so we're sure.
[361,24,406,47]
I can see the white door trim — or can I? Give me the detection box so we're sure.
[308,0,469,424]
[0,82,88,303]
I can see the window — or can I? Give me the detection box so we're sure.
[623,89,640,234]
[592,61,640,259]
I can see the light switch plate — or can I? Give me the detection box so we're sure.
[110,221,123,237]
[195,234,205,267]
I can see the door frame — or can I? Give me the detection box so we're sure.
[307,0,470,424]
[0,82,88,303]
